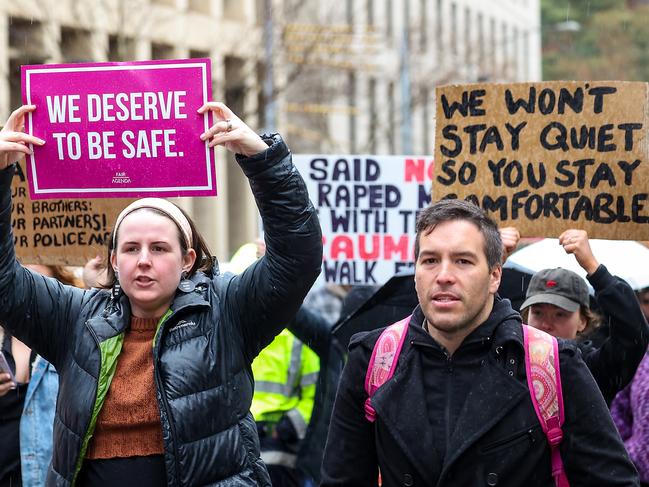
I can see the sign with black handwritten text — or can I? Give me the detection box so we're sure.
[434,81,649,239]
[293,155,433,285]
[11,161,131,265]
[21,58,214,199]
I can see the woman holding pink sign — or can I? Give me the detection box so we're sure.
[0,103,322,487]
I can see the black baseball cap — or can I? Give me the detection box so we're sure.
[520,268,590,313]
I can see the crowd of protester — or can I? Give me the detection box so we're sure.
[1,100,649,487]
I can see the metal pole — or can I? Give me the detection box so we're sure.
[400,0,413,154]
[263,0,276,133]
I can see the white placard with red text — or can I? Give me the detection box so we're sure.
[293,155,433,285]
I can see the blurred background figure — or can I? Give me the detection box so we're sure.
[1,265,82,487]
[81,255,107,289]
[611,281,649,485]
[611,351,649,486]
[302,284,349,327]
[251,329,319,487]
[228,240,345,487]
[285,306,344,487]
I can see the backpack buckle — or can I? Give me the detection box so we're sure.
[364,398,377,422]
[547,427,563,446]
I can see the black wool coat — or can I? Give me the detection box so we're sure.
[321,299,639,487]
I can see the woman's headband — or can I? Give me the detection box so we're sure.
[112,198,193,250]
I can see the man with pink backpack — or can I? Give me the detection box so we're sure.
[321,199,638,487]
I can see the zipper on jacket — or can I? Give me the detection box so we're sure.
[152,310,182,486]
[444,351,453,456]
[479,427,537,454]
[72,325,124,487]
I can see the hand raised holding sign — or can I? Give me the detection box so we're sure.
[198,102,268,157]
[499,226,521,263]
[0,105,45,171]
[559,229,600,276]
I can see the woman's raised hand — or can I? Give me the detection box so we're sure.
[197,102,268,157]
[498,226,521,263]
[0,105,45,171]
[559,229,600,276]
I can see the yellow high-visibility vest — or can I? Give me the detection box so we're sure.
[251,329,320,438]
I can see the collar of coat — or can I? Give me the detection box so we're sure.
[349,295,525,357]
[86,272,213,343]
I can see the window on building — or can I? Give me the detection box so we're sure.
[108,35,136,61]
[8,18,46,110]
[60,27,94,62]
[347,0,354,25]
[188,0,211,14]
[225,56,246,114]
[190,49,212,94]
[367,0,375,26]
[386,0,393,38]
[224,0,246,21]
[189,49,210,59]
[9,18,45,60]
[420,0,428,51]
[151,42,175,59]
[9,59,22,112]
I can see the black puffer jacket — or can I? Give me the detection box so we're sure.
[322,299,639,487]
[577,264,649,404]
[0,135,323,486]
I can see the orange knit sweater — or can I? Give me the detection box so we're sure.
[86,316,164,459]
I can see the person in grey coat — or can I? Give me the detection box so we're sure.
[0,103,322,486]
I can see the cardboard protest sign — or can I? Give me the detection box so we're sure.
[293,155,433,284]
[21,58,215,199]
[11,160,130,266]
[434,81,649,239]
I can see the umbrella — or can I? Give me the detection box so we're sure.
[332,271,417,347]
[499,261,536,311]
[507,239,649,291]
[332,267,537,347]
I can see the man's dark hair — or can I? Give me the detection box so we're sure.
[414,199,503,268]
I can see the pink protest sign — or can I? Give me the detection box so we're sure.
[21,58,215,199]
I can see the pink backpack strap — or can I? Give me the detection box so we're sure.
[522,325,569,487]
[363,315,411,422]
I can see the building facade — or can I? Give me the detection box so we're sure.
[0,0,540,262]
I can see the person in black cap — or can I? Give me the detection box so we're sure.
[520,229,649,404]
